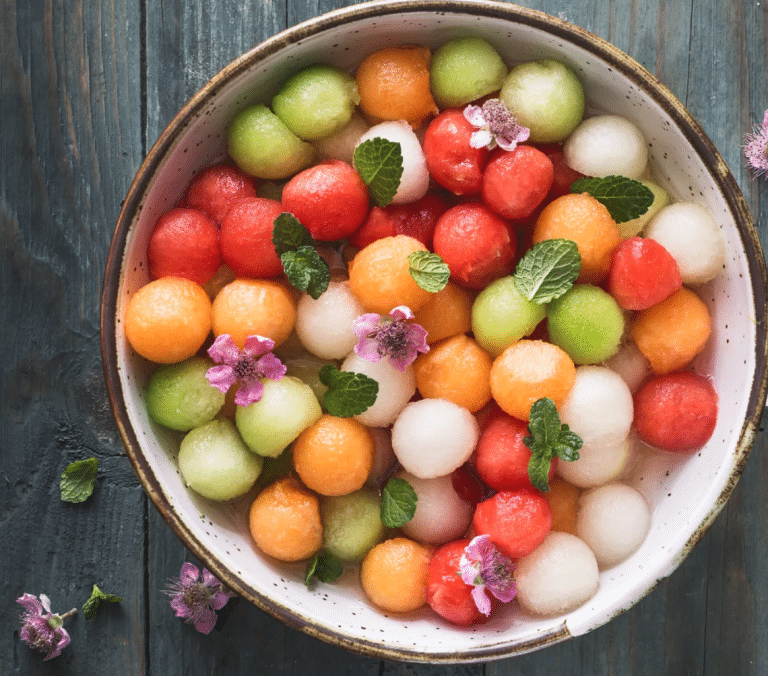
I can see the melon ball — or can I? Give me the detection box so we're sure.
[605,341,651,393]
[560,366,634,448]
[514,532,599,616]
[295,281,365,359]
[341,352,416,427]
[355,120,430,204]
[366,427,397,487]
[644,202,726,284]
[556,437,631,489]
[313,111,370,164]
[396,470,473,545]
[563,115,648,179]
[391,398,479,479]
[321,488,385,562]
[577,482,651,568]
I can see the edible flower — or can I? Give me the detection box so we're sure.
[744,108,768,178]
[206,334,286,406]
[463,98,530,151]
[353,306,429,371]
[163,562,232,635]
[459,534,517,616]
[17,593,76,661]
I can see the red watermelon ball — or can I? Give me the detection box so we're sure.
[633,371,718,452]
[184,163,258,224]
[432,202,517,290]
[282,160,369,241]
[219,197,284,278]
[608,236,682,310]
[147,207,222,285]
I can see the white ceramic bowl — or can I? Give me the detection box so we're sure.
[101,0,768,662]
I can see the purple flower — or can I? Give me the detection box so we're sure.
[353,306,429,371]
[463,99,530,151]
[744,108,768,178]
[459,534,517,616]
[163,562,233,635]
[17,593,76,661]
[206,334,286,406]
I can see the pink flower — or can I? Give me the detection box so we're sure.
[206,334,286,406]
[463,99,530,151]
[744,108,768,178]
[17,593,76,661]
[459,535,517,616]
[163,562,232,634]
[353,306,429,371]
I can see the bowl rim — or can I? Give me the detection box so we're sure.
[100,0,768,663]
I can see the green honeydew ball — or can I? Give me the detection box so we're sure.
[228,103,315,179]
[430,37,508,108]
[547,285,625,365]
[500,59,585,143]
[272,65,360,141]
[618,180,670,238]
[471,276,547,357]
[320,489,385,562]
[235,376,322,457]
[145,357,224,431]
[178,419,262,501]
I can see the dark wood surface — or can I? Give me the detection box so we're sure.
[2,0,766,673]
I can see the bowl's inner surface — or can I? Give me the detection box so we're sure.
[109,3,762,662]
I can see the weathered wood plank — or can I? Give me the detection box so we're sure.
[1,0,145,672]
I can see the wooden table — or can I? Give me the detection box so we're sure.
[2,0,766,673]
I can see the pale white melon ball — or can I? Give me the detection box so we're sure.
[605,341,651,393]
[577,482,651,568]
[396,470,473,545]
[644,202,726,284]
[563,114,648,179]
[556,437,631,488]
[341,352,415,427]
[560,366,634,448]
[295,281,365,360]
[355,120,430,204]
[391,398,479,479]
[366,427,396,487]
[313,112,370,164]
[514,532,599,616]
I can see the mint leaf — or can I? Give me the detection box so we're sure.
[514,239,581,304]
[319,365,378,417]
[524,398,582,492]
[305,552,343,586]
[272,212,314,256]
[408,251,450,292]
[82,584,123,620]
[353,137,403,206]
[380,477,417,528]
[60,457,99,503]
[571,175,655,223]
[281,245,330,299]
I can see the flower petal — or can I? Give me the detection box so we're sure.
[354,336,382,363]
[201,568,221,589]
[256,353,287,381]
[463,105,486,128]
[242,334,276,359]
[389,306,415,322]
[206,364,237,394]
[207,334,241,365]
[471,585,492,617]
[469,129,494,149]
[170,596,194,619]
[17,593,44,617]
[44,627,70,661]
[192,607,218,635]
[234,379,264,407]
[353,313,383,340]
[209,589,231,611]
[39,594,53,614]
[179,562,201,586]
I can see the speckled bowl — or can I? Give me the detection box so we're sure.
[101,0,768,663]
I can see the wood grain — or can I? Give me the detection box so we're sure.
[1,0,766,673]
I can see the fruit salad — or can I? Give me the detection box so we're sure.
[123,35,725,625]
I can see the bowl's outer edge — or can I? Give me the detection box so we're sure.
[100,0,768,663]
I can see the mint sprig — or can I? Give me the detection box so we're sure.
[319,365,378,417]
[60,457,99,503]
[272,214,330,299]
[353,137,403,207]
[380,477,417,528]
[513,239,581,304]
[408,251,450,292]
[82,584,123,620]
[571,175,654,223]
[523,398,582,492]
[305,552,343,586]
